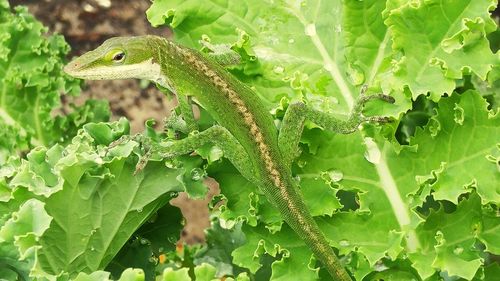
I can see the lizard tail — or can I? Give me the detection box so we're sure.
[265,180,353,281]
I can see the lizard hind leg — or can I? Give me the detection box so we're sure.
[278,86,395,168]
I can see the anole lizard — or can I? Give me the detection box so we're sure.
[64,35,394,281]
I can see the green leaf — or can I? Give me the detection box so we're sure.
[147,0,499,279]
[343,0,413,117]
[0,1,109,164]
[307,91,497,279]
[404,90,499,204]
[160,267,191,281]
[483,263,500,281]
[0,119,186,278]
[384,0,498,100]
[72,269,145,281]
[105,239,156,280]
[2,0,497,279]
[232,224,319,281]
[105,204,183,280]
[158,263,250,281]
[0,198,51,281]
[0,199,51,243]
[194,219,246,277]
[36,143,183,275]
[207,160,261,228]
[343,0,391,86]
[193,263,217,281]
[136,203,183,255]
[147,0,366,112]
[410,193,498,280]
[178,155,210,199]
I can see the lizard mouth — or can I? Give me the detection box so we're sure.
[63,61,81,76]
[63,63,96,79]
[63,61,111,80]
[64,58,162,81]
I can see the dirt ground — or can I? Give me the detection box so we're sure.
[9,0,214,245]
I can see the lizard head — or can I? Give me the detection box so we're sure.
[64,36,161,81]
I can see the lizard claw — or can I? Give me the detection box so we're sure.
[364,93,395,104]
[108,135,132,149]
[134,149,153,175]
[357,93,395,107]
[343,86,396,130]
[134,140,178,174]
[357,84,395,106]
[363,116,394,124]
[349,85,395,124]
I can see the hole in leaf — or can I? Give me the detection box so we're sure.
[395,94,437,145]
[337,190,360,211]
[255,253,278,280]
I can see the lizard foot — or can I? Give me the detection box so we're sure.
[349,85,395,124]
[354,84,395,111]
[340,85,395,131]
[134,140,178,174]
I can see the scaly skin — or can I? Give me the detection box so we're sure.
[65,35,393,280]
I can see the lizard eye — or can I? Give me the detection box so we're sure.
[112,52,125,62]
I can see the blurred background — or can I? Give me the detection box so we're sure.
[8,0,216,246]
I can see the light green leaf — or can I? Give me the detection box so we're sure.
[0,199,51,243]
[72,271,111,281]
[194,263,217,281]
[410,193,499,280]
[403,90,500,204]
[72,268,144,281]
[232,224,319,281]
[117,269,145,281]
[343,0,391,86]
[384,0,498,100]
[0,198,51,281]
[0,119,186,279]
[148,0,366,112]
[158,262,249,281]
[147,0,499,279]
[161,267,191,281]
[0,1,109,164]
[194,220,246,277]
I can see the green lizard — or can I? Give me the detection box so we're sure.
[64,35,394,281]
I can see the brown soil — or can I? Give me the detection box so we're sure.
[9,0,213,244]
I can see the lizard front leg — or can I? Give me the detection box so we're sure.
[110,94,199,157]
[136,125,258,184]
[164,94,199,135]
[199,40,241,67]
[278,89,395,167]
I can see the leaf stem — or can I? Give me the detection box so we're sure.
[286,4,354,109]
[364,139,421,252]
